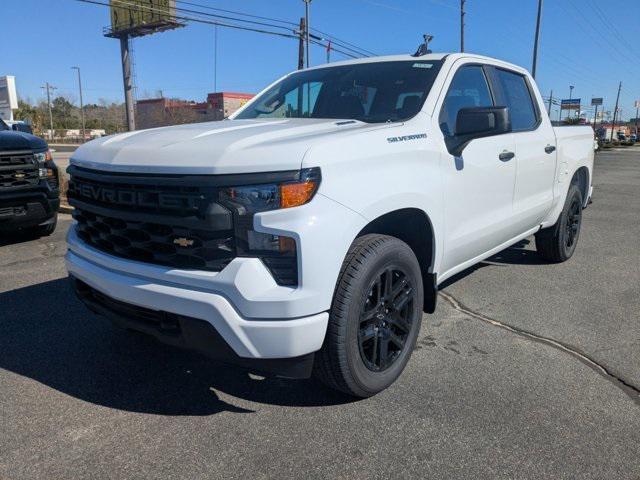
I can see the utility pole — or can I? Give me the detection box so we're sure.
[297,17,305,70]
[460,0,465,52]
[634,100,639,135]
[548,90,553,115]
[592,103,598,131]
[304,0,311,68]
[120,35,136,131]
[532,0,543,79]
[610,81,622,141]
[41,82,56,140]
[71,67,85,141]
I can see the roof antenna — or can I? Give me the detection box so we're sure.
[413,34,433,57]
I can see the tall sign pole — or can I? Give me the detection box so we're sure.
[120,35,136,131]
[532,0,543,79]
[105,0,183,132]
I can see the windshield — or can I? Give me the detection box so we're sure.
[235,60,444,123]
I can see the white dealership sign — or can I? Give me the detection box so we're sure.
[0,76,18,122]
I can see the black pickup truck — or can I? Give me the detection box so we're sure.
[0,119,59,236]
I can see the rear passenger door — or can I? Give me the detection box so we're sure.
[489,67,557,230]
[438,63,518,275]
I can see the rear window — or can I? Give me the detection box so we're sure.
[493,69,538,131]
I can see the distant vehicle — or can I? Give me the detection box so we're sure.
[0,118,59,236]
[617,132,626,141]
[66,53,594,397]
[630,134,637,143]
[4,120,33,135]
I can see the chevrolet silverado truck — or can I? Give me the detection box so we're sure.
[0,119,59,236]
[66,53,594,397]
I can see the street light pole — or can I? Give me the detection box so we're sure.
[71,67,85,141]
[460,0,465,53]
[532,0,543,79]
[304,0,311,68]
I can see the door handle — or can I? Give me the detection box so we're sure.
[498,150,515,161]
[545,145,556,154]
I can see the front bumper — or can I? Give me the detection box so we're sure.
[66,247,328,360]
[0,189,59,230]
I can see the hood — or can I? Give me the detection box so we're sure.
[71,118,388,175]
[0,130,48,153]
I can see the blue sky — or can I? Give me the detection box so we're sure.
[2,0,640,120]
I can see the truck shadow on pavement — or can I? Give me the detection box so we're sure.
[0,278,354,416]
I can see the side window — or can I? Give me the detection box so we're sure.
[493,69,538,131]
[439,65,493,136]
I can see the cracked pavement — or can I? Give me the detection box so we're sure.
[1,149,639,479]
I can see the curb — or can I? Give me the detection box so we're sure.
[59,204,73,214]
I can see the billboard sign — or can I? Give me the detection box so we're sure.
[108,0,181,37]
[591,98,603,106]
[561,98,581,110]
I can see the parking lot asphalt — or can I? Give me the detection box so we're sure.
[1,149,639,479]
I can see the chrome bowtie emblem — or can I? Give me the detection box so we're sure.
[14,173,25,179]
[173,237,195,247]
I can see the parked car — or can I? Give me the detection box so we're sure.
[0,118,59,236]
[66,53,594,397]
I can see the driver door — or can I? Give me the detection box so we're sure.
[438,64,518,276]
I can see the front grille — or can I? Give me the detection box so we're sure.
[0,151,39,189]
[72,208,235,271]
[68,167,236,272]
[68,166,300,285]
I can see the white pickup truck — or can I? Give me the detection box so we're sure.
[66,53,594,397]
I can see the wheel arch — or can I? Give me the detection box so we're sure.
[571,166,590,206]
[356,208,437,314]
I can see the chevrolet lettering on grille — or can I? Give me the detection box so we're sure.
[69,181,203,211]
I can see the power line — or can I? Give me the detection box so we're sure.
[173,0,375,57]
[77,0,363,60]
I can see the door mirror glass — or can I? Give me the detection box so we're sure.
[445,106,511,157]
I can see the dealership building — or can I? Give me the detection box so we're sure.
[136,91,254,129]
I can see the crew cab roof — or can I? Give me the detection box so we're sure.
[304,53,530,77]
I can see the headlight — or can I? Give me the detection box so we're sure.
[34,150,57,183]
[218,167,321,286]
[219,167,321,213]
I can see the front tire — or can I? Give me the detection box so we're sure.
[314,234,424,398]
[535,184,583,262]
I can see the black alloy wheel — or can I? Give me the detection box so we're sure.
[358,267,415,372]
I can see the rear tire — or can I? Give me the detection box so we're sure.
[314,234,424,398]
[535,184,583,262]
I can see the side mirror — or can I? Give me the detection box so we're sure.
[445,106,511,157]
[12,123,33,135]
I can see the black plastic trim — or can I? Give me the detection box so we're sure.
[68,165,305,187]
[71,276,315,379]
